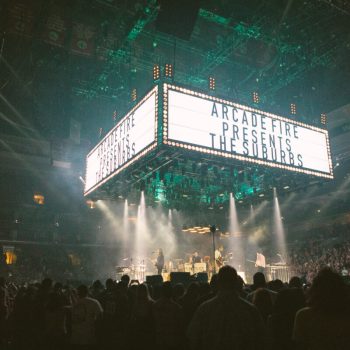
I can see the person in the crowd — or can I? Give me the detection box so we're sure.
[97,278,119,348]
[179,282,200,327]
[252,288,273,324]
[236,275,248,299]
[70,284,103,349]
[12,285,41,350]
[153,281,184,350]
[247,272,277,304]
[43,288,68,349]
[105,280,131,349]
[129,284,155,349]
[197,282,211,302]
[268,288,305,350]
[188,265,266,350]
[196,273,218,306]
[90,280,104,300]
[289,276,303,289]
[293,267,350,349]
[121,274,130,286]
[172,283,185,303]
[267,279,285,292]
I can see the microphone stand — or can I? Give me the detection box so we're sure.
[210,225,217,274]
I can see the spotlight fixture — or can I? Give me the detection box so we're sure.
[320,113,327,125]
[131,88,137,102]
[290,103,296,115]
[153,64,160,81]
[209,76,215,90]
[165,63,173,79]
[252,91,259,104]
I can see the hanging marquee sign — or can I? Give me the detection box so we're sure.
[84,86,158,195]
[163,84,333,178]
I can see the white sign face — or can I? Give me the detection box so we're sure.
[164,84,332,178]
[84,87,158,195]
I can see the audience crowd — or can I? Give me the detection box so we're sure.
[289,239,350,282]
[0,264,349,350]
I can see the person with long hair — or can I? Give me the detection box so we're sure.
[155,249,164,275]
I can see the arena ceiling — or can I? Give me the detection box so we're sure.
[0,0,350,144]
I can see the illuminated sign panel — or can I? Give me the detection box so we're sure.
[164,84,332,178]
[84,86,158,195]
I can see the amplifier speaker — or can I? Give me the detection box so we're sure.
[146,274,163,286]
[170,272,191,286]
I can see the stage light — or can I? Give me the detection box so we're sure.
[321,113,327,125]
[165,63,173,79]
[76,175,85,185]
[113,110,117,124]
[131,88,137,101]
[153,64,160,81]
[86,200,95,209]
[33,193,44,205]
[290,103,296,115]
[252,91,259,104]
[209,76,215,90]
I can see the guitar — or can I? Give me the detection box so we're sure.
[216,256,224,268]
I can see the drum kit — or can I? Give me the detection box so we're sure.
[116,258,147,281]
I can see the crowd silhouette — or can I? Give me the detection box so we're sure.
[0,265,349,350]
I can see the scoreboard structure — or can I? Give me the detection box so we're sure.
[84,84,333,204]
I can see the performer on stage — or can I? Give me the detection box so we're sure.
[155,248,164,275]
[192,251,202,263]
[214,246,224,272]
